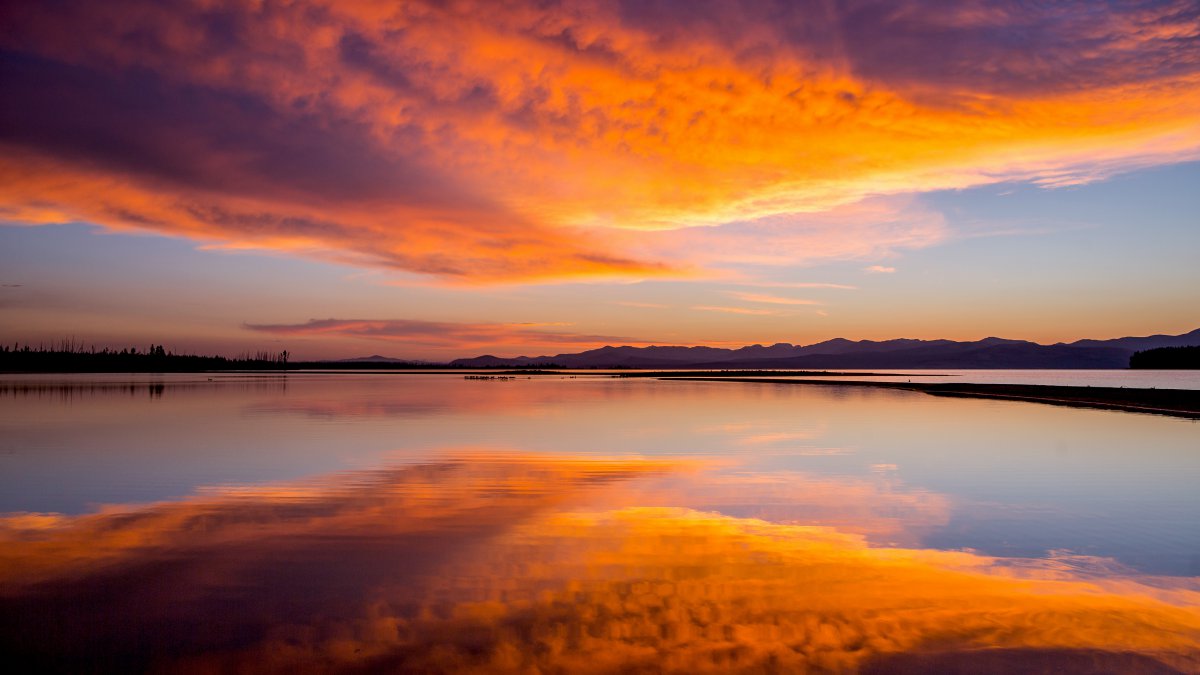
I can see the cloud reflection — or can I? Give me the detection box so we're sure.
[1,455,1197,673]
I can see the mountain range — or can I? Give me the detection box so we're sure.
[447,328,1200,369]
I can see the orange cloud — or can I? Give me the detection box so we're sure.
[1,1,1198,282]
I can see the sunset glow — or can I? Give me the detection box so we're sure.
[3,9,1199,670]
[2,1,1199,356]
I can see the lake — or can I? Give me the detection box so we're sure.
[751,368,1200,389]
[2,373,1198,672]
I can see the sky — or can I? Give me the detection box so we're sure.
[1,0,1198,360]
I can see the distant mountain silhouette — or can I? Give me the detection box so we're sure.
[335,355,417,363]
[450,328,1200,369]
[1064,330,1200,351]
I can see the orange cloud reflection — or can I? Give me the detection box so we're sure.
[1,454,1197,672]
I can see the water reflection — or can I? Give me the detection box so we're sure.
[1,455,1197,673]
[0,379,275,400]
[664,471,951,547]
[2,375,1198,577]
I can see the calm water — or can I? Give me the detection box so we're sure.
[2,373,1198,672]
[767,368,1200,389]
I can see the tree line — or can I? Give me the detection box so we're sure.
[1129,346,1200,370]
[0,340,290,373]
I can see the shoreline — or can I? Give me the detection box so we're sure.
[668,377,1200,420]
[612,370,930,378]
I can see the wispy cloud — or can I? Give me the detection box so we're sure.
[244,318,652,350]
[630,196,950,269]
[864,265,897,274]
[610,301,668,309]
[724,291,823,306]
[692,306,785,316]
[736,432,822,446]
[734,281,858,290]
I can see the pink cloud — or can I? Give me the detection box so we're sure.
[692,306,786,316]
[724,291,823,306]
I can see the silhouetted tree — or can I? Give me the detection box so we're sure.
[1130,346,1200,369]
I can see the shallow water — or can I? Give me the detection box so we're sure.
[1,373,1198,672]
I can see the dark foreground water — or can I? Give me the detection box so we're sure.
[1,373,1198,672]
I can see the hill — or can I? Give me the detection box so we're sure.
[450,328,1200,369]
